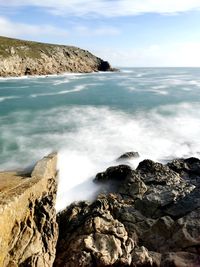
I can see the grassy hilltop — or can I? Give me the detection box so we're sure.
[0,36,112,77]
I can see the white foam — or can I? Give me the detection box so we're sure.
[55,103,200,210]
[1,73,200,212]
[188,80,200,87]
[30,84,90,98]
[0,103,199,211]
[0,76,28,81]
[0,96,21,102]
[53,78,70,85]
[122,70,134,73]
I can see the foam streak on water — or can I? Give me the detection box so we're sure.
[0,68,200,211]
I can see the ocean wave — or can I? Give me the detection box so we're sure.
[0,103,200,210]
[0,96,21,102]
[30,84,96,98]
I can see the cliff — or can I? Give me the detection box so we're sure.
[0,36,113,77]
[0,153,58,267]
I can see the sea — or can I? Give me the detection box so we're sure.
[0,67,200,210]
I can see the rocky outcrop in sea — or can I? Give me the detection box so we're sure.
[0,36,114,77]
[55,156,200,267]
[0,153,200,266]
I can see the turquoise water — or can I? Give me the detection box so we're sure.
[1,68,200,209]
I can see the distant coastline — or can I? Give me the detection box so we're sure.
[0,36,115,77]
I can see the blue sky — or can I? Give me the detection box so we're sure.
[0,0,200,67]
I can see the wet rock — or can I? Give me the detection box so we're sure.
[167,157,200,187]
[119,171,148,199]
[117,152,140,161]
[94,164,132,183]
[137,160,181,185]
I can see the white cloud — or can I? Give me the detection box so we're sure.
[0,16,119,40]
[0,16,68,39]
[92,42,200,67]
[0,0,200,17]
[74,25,120,36]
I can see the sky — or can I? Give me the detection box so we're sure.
[0,0,200,67]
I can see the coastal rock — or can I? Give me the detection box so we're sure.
[0,36,114,77]
[94,165,132,183]
[54,198,135,267]
[167,157,200,187]
[160,252,200,267]
[0,153,58,267]
[55,157,200,267]
[117,152,140,161]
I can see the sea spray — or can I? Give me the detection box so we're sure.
[0,68,200,211]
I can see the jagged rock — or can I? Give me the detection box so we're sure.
[160,252,200,267]
[119,171,148,199]
[137,160,181,185]
[0,36,114,77]
[55,157,200,267]
[167,157,200,187]
[117,152,140,161]
[131,247,154,267]
[0,153,58,267]
[171,208,200,252]
[94,165,132,183]
[54,197,135,267]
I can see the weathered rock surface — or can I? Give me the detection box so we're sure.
[0,153,58,267]
[55,156,200,267]
[0,36,114,77]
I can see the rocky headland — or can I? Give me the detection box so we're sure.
[0,36,114,77]
[0,153,200,267]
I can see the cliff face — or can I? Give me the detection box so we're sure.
[0,153,58,267]
[0,36,113,77]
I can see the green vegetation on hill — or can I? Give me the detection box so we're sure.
[0,36,82,59]
[0,36,112,76]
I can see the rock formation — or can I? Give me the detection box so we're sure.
[0,153,58,267]
[117,151,140,161]
[0,36,114,77]
[1,152,200,267]
[55,156,200,267]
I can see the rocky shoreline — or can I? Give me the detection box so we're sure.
[0,36,115,77]
[0,153,200,266]
[55,155,200,267]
